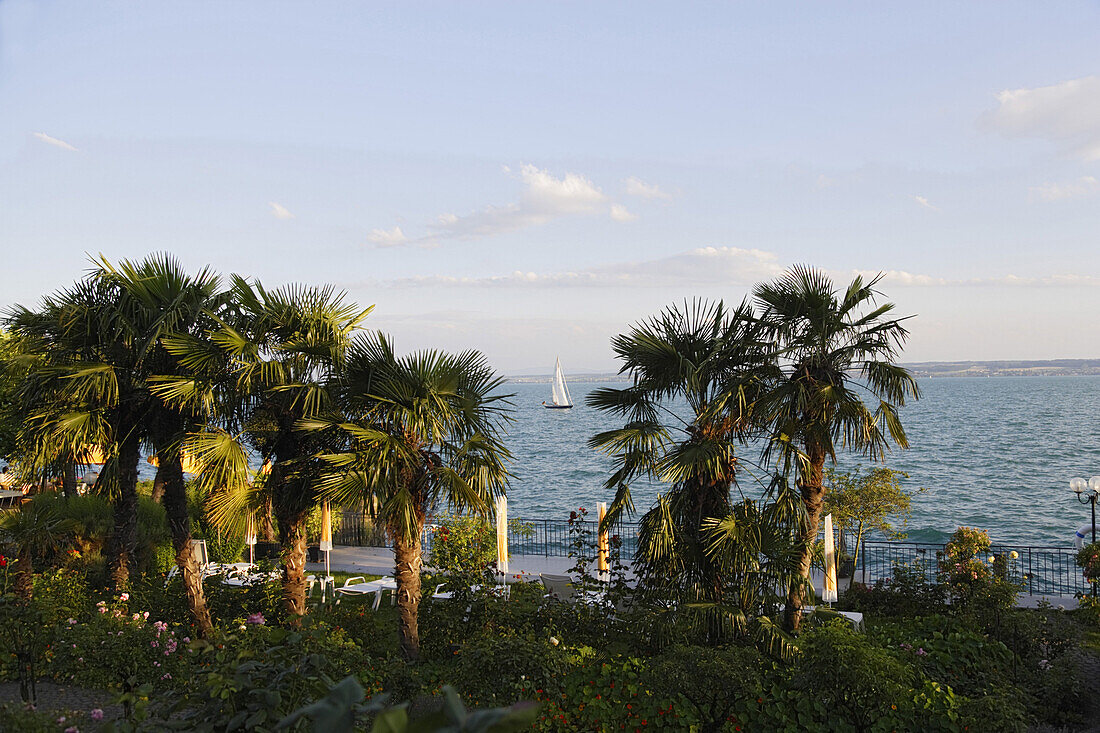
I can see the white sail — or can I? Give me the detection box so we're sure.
[551,357,572,406]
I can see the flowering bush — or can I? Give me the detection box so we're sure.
[47,597,192,696]
[1075,542,1100,585]
[939,526,1019,622]
[430,514,497,578]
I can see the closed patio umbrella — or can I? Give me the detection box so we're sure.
[597,502,610,577]
[823,513,838,605]
[319,500,334,582]
[245,514,257,565]
[495,495,509,574]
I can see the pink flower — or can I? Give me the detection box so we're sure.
[245,613,266,625]
[57,716,66,724]
[119,592,129,602]
[143,611,149,619]
[97,607,107,614]
[65,727,78,733]
[90,709,104,721]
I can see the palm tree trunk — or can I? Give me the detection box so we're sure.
[13,547,33,600]
[61,463,77,498]
[394,528,423,660]
[108,432,141,591]
[784,451,826,632]
[150,470,166,503]
[159,461,214,636]
[277,506,308,618]
[262,495,275,543]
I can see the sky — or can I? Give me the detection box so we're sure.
[2,1,1100,374]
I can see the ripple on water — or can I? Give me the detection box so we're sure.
[500,376,1100,547]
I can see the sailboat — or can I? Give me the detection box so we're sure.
[544,357,574,409]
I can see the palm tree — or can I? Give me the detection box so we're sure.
[5,272,145,590]
[0,500,70,600]
[160,277,372,618]
[753,266,919,631]
[588,300,782,623]
[100,254,222,634]
[306,333,512,660]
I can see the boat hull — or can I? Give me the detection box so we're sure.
[544,404,573,409]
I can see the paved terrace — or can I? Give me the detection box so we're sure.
[305,545,1081,610]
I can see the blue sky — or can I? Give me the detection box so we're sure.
[3,1,1100,372]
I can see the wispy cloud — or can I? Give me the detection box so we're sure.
[609,204,637,222]
[371,165,633,246]
[380,246,786,289]
[33,132,78,151]
[1029,176,1100,201]
[366,226,412,247]
[912,195,938,210]
[365,245,1100,292]
[623,176,672,200]
[986,75,1100,160]
[268,202,294,220]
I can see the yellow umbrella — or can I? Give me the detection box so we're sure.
[319,501,333,552]
[597,502,610,575]
[823,513,838,604]
[319,501,333,580]
[76,446,107,465]
[147,452,204,475]
[495,495,509,574]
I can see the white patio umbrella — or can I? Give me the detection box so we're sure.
[245,514,257,565]
[597,502,610,578]
[823,513,838,605]
[495,495,509,574]
[319,501,334,579]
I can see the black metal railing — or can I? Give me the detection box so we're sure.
[336,512,640,558]
[336,511,1089,597]
[860,540,1087,597]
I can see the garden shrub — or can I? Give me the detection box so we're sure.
[643,644,767,730]
[443,632,572,709]
[939,526,1020,629]
[789,622,961,732]
[842,559,947,617]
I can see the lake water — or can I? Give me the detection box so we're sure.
[503,376,1100,548]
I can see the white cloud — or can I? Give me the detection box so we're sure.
[32,132,78,151]
[381,246,786,289]
[609,204,637,222]
[268,202,294,220]
[375,165,633,245]
[987,76,1100,160]
[912,195,937,210]
[366,226,411,247]
[1029,176,1100,201]
[623,176,672,200]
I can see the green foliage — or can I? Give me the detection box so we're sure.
[842,560,947,617]
[1076,541,1100,585]
[824,465,920,569]
[790,622,960,732]
[940,527,1021,627]
[0,703,68,733]
[429,513,497,588]
[281,677,539,733]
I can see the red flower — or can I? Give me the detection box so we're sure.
[0,556,7,567]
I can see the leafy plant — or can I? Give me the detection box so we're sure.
[824,465,921,574]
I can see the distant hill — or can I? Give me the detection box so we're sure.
[508,360,1100,382]
[902,359,1100,378]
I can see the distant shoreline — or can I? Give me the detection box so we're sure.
[506,359,1100,383]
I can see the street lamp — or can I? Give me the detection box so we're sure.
[1070,476,1100,544]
